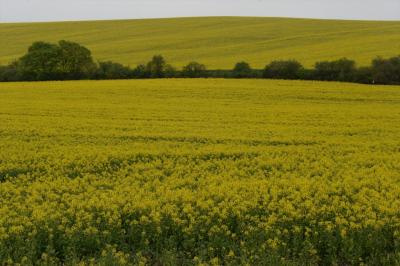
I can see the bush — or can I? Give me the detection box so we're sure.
[164,64,177,78]
[355,67,373,84]
[1,40,400,85]
[263,60,304,80]
[233,61,254,78]
[314,58,356,82]
[204,70,233,78]
[298,68,315,80]
[0,61,20,82]
[95,61,132,80]
[146,55,167,78]
[371,56,400,85]
[132,64,148,79]
[182,62,207,78]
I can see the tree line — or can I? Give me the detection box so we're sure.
[0,40,399,85]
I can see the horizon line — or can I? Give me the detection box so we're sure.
[1,15,400,24]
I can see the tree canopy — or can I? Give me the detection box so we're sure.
[0,40,399,85]
[264,60,303,80]
[233,62,253,78]
[182,62,207,78]
[17,40,96,81]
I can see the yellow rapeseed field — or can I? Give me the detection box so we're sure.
[1,17,400,68]
[0,79,400,265]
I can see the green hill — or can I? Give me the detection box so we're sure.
[1,17,399,68]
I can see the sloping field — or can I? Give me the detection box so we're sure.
[1,79,400,264]
[0,17,400,68]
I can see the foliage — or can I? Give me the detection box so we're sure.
[232,61,254,78]
[16,40,96,81]
[1,41,400,84]
[146,55,167,78]
[57,40,97,79]
[264,60,304,79]
[18,41,62,80]
[0,79,400,265]
[164,64,177,78]
[0,61,20,82]
[95,61,132,80]
[354,66,373,84]
[371,56,400,85]
[132,64,148,79]
[314,58,357,82]
[182,62,207,78]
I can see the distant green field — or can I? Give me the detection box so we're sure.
[1,79,400,264]
[1,17,400,68]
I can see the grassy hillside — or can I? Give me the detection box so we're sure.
[1,79,400,264]
[0,17,400,68]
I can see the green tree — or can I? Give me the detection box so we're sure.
[371,56,400,85]
[18,41,62,80]
[233,61,253,78]
[314,58,356,82]
[17,40,96,81]
[164,64,177,78]
[95,61,132,79]
[0,61,20,82]
[58,40,96,79]
[355,66,373,84]
[146,55,167,78]
[182,62,206,78]
[263,60,303,80]
[132,64,148,78]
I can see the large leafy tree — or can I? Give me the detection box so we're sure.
[146,55,167,78]
[58,40,96,79]
[17,40,96,81]
[18,41,61,80]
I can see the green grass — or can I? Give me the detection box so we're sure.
[1,17,400,68]
[1,79,400,265]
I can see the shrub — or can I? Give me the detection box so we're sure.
[182,62,207,78]
[354,67,373,84]
[1,40,399,85]
[314,58,356,82]
[95,61,132,80]
[263,60,304,80]
[371,56,400,85]
[146,55,167,78]
[132,64,149,79]
[164,64,177,78]
[0,61,20,82]
[233,61,253,78]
